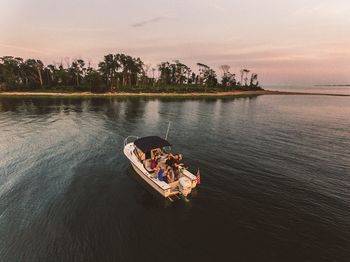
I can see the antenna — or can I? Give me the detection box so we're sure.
[165,122,171,140]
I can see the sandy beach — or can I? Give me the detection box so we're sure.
[0,90,349,97]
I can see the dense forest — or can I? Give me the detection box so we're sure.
[0,54,262,93]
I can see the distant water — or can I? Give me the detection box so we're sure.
[0,95,349,262]
[265,85,350,95]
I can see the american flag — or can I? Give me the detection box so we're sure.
[196,168,201,185]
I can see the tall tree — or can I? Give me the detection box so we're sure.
[0,56,22,88]
[197,63,209,85]
[240,69,250,86]
[130,57,144,86]
[219,65,236,87]
[46,64,58,86]
[158,62,172,85]
[98,54,120,91]
[197,63,218,89]
[250,73,259,87]
[71,59,85,86]
[23,59,44,88]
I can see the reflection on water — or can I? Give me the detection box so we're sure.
[0,95,349,262]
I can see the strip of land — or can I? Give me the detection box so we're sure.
[0,90,349,97]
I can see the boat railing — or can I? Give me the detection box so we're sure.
[124,136,139,147]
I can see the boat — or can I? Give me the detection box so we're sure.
[123,135,198,199]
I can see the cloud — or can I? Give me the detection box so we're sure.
[131,16,165,28]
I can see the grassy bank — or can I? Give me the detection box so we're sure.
[0,90,269,97]
[1,90,349,98]
[0,84,263,94]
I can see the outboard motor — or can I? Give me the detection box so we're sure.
[178,177,192,197]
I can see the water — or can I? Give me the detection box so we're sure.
[0,94,349,262]
[265,85,350,95]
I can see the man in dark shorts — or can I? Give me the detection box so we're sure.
[165,154,176,167]
[166,154,183,180]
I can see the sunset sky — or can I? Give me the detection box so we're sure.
[1,0,350,85]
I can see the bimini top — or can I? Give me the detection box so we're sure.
[134,136,171,152]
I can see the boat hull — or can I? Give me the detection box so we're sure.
[124,142,171,197]
[130,162,171,197]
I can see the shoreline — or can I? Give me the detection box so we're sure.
[0,90,349,97]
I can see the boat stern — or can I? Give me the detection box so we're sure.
[181,169,198,189]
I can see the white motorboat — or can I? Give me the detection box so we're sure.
[123,136,198,199]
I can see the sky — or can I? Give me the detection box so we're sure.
[1,0,350,85]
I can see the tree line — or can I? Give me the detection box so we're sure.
[0,54,261,93]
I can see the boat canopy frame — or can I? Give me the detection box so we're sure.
[124,136,139,147]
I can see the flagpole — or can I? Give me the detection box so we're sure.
[196,168,201,185]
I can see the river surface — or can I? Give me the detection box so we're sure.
[266,85,350,95]
[0,94,349,262]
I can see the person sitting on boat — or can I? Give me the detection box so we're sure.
[150,156,157,171]
[164,154,180,180]
[168,154,184,169]
[156,166,167,182]
[166,166,175,183]
[165,154,177,168]
[154,154,162,164]
[176,154,183,164]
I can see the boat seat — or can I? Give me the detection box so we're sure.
[143,159,155,173]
